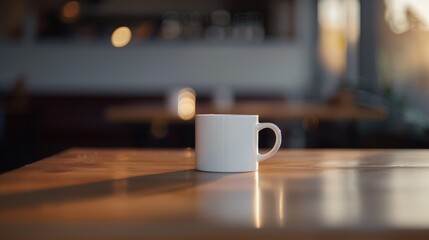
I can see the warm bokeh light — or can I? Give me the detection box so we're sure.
[254,172,261,229]
[278,185,284,225]
[318,0,346,75]
[318,0,360,75]
[318,0,344,29]
[385,0,429,34]
[345,0,360,44]
[318,0,360,42]
[111,26,132,48]
[62,1,80,22]
[380,1,429,94]
[177,88,196,120]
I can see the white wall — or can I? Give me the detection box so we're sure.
[0,0,314,95]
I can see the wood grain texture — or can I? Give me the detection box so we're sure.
[105,101,386,123]
[1,148,429,239]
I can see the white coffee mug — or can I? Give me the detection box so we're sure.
[195,114,282,172]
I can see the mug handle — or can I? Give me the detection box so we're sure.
[257,123,282,162]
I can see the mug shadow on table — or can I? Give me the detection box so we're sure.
[0,170,227,210]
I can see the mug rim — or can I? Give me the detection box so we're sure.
[196,114,258,118]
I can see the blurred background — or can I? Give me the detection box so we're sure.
[1,0,429,172]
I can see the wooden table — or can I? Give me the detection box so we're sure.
[2,149,429,239]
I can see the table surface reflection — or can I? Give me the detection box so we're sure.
[1,149,429,239]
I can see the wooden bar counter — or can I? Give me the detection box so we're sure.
[105,101,386,123]
[1,149,429,239]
